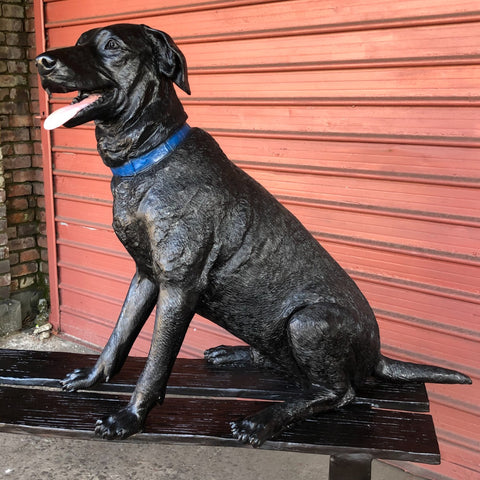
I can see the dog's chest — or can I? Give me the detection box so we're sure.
[111,179,156,275]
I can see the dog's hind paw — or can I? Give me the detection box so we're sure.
[204,345,252,366]
[230,414,281,448]
[230,420,263,448]
[95,406,143,440]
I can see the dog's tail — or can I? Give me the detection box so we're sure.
[374,355,471,384]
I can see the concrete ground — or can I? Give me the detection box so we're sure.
[0,331,424,480]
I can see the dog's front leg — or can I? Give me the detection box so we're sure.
[62,272,159,391]
[95,283,196,440]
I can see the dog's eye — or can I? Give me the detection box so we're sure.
[105,39,119,50]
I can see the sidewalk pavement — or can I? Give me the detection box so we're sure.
[0,331,423,480]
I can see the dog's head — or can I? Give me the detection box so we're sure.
[36,24,190,130]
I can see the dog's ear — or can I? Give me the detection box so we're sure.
[143,25,191,95]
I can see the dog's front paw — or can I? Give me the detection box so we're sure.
[61,367,105,392]
[95,406,143,440]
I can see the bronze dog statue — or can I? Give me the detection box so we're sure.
[36,24,471,447]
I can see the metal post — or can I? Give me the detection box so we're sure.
[329,454,372,480]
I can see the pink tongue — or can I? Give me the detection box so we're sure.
[44,94,101,130]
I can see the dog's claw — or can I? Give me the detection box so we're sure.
[250,436,261,448]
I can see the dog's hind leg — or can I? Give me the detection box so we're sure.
[230,304,357,447]
[62,272,159,391]
[232,384,354,447]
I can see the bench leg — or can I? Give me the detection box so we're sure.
[329,454,372,480]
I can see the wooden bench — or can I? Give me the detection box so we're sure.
[0,349,440,480]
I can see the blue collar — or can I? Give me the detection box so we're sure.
[110,124,191,177]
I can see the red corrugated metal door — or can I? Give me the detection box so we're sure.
[35,1,479,478]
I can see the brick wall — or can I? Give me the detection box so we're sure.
[0,0,48,321]
[0,150,9,300]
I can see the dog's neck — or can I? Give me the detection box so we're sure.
[94,80,188,167]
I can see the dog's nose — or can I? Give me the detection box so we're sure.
[36,54,57,73]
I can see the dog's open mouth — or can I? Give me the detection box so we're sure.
[44,91,104,130]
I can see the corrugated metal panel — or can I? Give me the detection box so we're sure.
[36,1,479,477]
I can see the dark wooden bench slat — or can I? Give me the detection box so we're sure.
[0,349,429,411]
[0,385,440,464]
